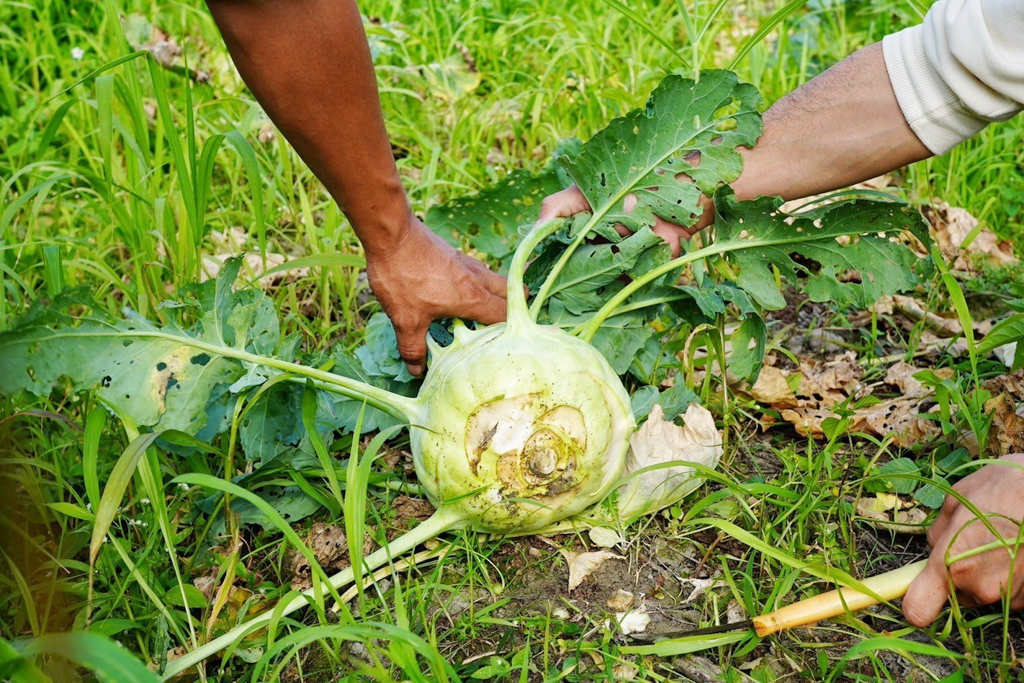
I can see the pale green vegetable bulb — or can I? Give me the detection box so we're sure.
[411,319,635,533]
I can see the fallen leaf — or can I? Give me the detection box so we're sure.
[612,663,638,680]
[746,364,797,406]
[678,577,721,604]
[983,393,1024,456]
[984,369,1024,401]
[856,493,928,534]
[795,352,863,401]
[606,589,635,611]
[607,608,651,635]
[201,252,293,289]
[559,548,624,591]
[193,575,218,601]
[885,361,930,399]
[992,342,1019,369]
[726,600,747,624]
[758,354,944,447]
[925,202,1018,272]
[291,522,348,591]
[392,495,435,524]
[614,403,723,522]
[588,526,626,548]
[122,14,209,83]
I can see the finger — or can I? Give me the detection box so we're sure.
[537,186,590,223]
[393,318,430,377]
[928,495,960,547]
[457,287,508,327]
[903,549,951,627]
[651,219,690,258]
[623,193,638,214]
[946,518,1014,606]
[457,254,509,299]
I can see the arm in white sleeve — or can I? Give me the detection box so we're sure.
[882,0,1024,154]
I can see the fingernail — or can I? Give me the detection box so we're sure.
[408,364,423,376]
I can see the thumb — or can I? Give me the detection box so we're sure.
[902,551,950,627]
[394,319,430,378]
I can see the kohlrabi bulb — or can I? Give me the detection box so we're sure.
[410,320,635,533]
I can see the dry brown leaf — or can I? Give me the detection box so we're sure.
[795,352,863,401]
[559,548,624,591]
[746,364,797,407]
[612,663,639,680]
[123,14,209,83]
[764,355,943,447]
[858,398,940,449]
[856,493,928,534]
[392,495,435,524]
[925,202,1018,272]
[193,574,218,601]
[885,361,930,399]
[983,393,1024,456]
[984,369,1024,401]
[291,522,348,591]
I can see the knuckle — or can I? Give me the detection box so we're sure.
[948,556,978,587]
[396,340,425,360]
[972,584,1004,605]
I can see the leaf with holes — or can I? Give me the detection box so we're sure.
[713,190,930,310]
[557,70,762,235]
[425,139,580,260]
[0,259,273,433]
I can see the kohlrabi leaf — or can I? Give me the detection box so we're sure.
[355,312,417,383]
[0,259,413,437]
[321,346,413,433]
[546,228,663,316]
[714,191,929,310]
[544,308,654,375]
[591,318,656,376]
[629,382,700,421]
[729,314,767,384]
[424,140,582,260]
[0,260,270,433]
[557,71,762,235]
[426,168,562,259]
[239,385,305,466]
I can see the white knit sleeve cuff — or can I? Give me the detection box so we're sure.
[882,26,990,155]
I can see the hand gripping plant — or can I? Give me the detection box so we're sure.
[0,71,930,676]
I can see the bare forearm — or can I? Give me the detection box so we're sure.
[206,0,409,257]
[733,42,932,202]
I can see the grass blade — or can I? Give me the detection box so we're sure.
[88,431,160,567]
[20,632,159,682]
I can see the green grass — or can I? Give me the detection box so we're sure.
[2,0,1023,680]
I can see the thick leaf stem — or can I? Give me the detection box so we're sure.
[67,330,421,421]
[160,508,464,680]
[576,226,879,341]
[505,218,563,331]
[529,216,600,320]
